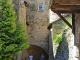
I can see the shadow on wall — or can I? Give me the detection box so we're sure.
[54,34,69,60]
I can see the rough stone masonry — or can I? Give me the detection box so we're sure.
[12,0,50,60]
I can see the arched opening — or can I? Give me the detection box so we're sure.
[26,45,49,60]
[14,45,48,60]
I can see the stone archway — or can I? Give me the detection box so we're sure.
[14,45,48,60]
[26,45,49,60]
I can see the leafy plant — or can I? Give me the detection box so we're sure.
[0,0,29,60]
[53,34,62,44]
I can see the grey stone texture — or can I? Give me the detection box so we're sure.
[25,0,50,53]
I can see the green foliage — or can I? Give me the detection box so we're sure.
[0,0,29,60]
[53,34,62,44]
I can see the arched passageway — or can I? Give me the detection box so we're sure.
[26,45,49,60]
[14,45,48,60]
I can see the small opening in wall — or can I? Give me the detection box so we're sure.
[38,3,44,12]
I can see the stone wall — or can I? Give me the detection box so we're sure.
[12,0,27,35]
[26,0,50,53]
[12,0,50,60]
[13,0,50,52]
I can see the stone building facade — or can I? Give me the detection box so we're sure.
[12,0,50,60]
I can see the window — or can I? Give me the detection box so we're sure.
[38,3,44,12]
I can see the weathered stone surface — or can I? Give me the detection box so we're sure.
[26,0,50,53]
[13,0,50,60]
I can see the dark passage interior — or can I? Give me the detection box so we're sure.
[26,45,49,60]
